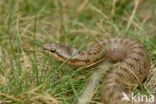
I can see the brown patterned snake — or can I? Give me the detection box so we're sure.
[43,38,155,104]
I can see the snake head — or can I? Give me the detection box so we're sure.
[43,43,77,61]
[43,43,57,53]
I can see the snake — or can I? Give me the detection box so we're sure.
[43,38,155,104]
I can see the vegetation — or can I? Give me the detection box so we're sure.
[0,0,155,103]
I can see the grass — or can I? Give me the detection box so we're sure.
[0,0,156,104]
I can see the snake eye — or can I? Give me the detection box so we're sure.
[50,48,56,53]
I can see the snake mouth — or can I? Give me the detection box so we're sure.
[42,47,49,53]
[42,46,52,54]
[42,47,47,51]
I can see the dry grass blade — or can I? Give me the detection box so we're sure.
[0,93,22,103]
[0,92,58,104]
[126,0,140,31]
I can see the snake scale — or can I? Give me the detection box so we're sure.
[43,38,154,104]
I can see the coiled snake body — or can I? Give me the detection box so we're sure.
[43,38,153,104]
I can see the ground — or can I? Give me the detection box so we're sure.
[0,0,156,104]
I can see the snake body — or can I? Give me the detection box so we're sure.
[43,38,152,104]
